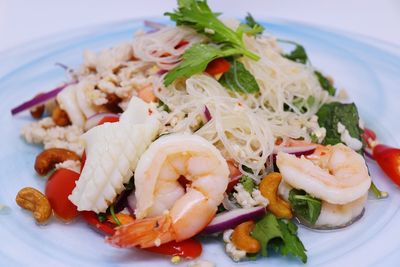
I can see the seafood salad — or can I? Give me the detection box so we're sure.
[12,0,400,265]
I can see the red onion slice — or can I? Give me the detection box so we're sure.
[11,83,73,115]
[204,106,212,122]
[273,145,316,157]
[84,112,119,131]
[202,206,266,234]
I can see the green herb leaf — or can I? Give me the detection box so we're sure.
[220,58,260,93]
[316,102,363,146]
[164,0,260,86]
[164,44,240,86]
[289,189,322,225]
[109,204,121,226]
[241,13,264,36]
[277,219,308,263]
[283,42,308,64]
[314,70,336,96]
[251,213,307,262]
[97,212,107,223]
[251,213,283,256]
[239,175,255,193]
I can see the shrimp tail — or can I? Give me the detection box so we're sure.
[106,215,174,248]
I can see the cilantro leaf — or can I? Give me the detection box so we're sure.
[277,219,307,263]
[164,0,260,86]
[251,213,308,262]
[315,70,336,96]
[165,0,258,60]
[283,42,308,64]
[239,175,255,193]
[289,189,322,225]
[219,58,260,93]
[164,43,240,85]
[316,102,363,146]
[251,213,283,256]
[242,13,264,36]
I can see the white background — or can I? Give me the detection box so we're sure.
[0,0,399,53]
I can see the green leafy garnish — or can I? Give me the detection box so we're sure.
[109,204,121,226]
[316,102,363,146]
[242,13,265,36]
[157,100,171,113]
[97,212,107,223]
[314,70,336,96]
[164,44,243,86]
[251,213,307,263]
[219,58,260,93]
[164,0,259,86]
[281,40,308,64]
[370,181,388,199]
[289,189,322,225]
[239,175,255,193]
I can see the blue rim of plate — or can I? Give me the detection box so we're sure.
[1,18,400,267]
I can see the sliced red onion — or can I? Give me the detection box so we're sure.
[364,147,375,160]
[11,83,73,115]
[157,69,168,76]
[202,206,266,234]
[273,145,316,157]
[84,112,119,131]
[144,20,167,30]
[204,106,212,122]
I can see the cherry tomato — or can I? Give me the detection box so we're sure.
[373,144,400,186]
[205,58,230,75]
[98,116,119,125]
[145,239,202,259]
[45,168,80,221]
[81,211,115,236]
[226,160,241,193]
[362,127,377,148]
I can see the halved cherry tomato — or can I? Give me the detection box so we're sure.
[205,58,230,75]
[98,116,120,125]
[81,211,115,236]
[45,168,80,221]
[81,210,201,258]
[373,144,400,186]
[362,127,377,148]
[226,160,241,193]
[145,239,202,259]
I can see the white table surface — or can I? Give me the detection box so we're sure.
[0,0,399,54]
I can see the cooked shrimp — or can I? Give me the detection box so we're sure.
[279,181,367,228]
[276,143,371,205]
[106,134,230,248]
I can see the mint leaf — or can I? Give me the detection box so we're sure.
[239,175,255,193]
[289,189,322,225]
[251,213,283,256]
[220,58,260,93]
[316,102,363,146]
[315,70,336,96]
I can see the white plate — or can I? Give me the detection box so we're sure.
[1,19,400,267]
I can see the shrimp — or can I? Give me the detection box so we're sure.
[106,134,230,248]
[278,181,367,228]
[276,143,371,205]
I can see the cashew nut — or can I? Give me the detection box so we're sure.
[52,106,71,126]
[35,148,80,175]
[16,187,52,224]
[259,172,293,219]
[231,220,260,253]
